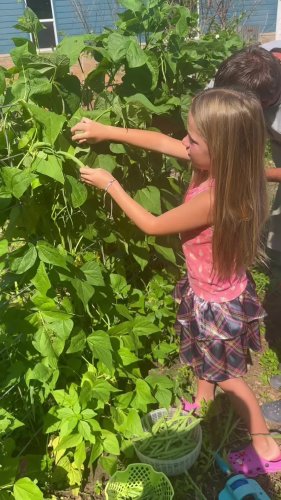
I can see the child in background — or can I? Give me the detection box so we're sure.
[78,88,281,476]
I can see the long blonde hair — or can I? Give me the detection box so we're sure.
[190,88,268,281]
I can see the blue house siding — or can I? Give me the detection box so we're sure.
[0,2,25,54]
[53,0,117,39]
[200,0,278,35]
[0,0,279,55]
[0,0,117,55]
[232,0,278,33]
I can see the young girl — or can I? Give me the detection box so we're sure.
[79,88,281,477]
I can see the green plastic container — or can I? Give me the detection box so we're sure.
[104,463,174,500]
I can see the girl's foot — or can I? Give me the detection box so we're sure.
[181,398,200,412]
[228,443,281,477]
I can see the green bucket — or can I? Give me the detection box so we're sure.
[104,463,174,500]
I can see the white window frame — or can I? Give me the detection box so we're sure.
[276,0,281,40]
[24,0,58,50]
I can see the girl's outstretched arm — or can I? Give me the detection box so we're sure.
[72,118,189,160]
[80,167,212,235]
[266,167,281,182]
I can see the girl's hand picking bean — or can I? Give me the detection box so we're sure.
[80,167,116,190]
[71,118,110,144]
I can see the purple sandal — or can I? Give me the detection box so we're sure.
[228,444,281,477]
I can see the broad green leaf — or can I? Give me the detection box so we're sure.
[0,239,8,257]
[33,326,65,367]
[48,319,74,340]
[114,304,133,320]
[66,330,86,354]
[11,75,28,100]
[115,408,143,438]
[130,242,150,270]
[78,420,95,443]
[175,7,190,36]
[14,7,45,35]
[116,391,134,409]
[99,455,118,476]
[67,463,82,486]
[89,440,103,464]
[155,387,172,408]
[31,261,51,295]
[56,35,87,66]
[56,433,83,451]
[10,244,37,274]
[81,261,104,286]
[65,175,87,208]
[37,241,68,269]
[57,407,75,419]
[132,379,156,412]
[92,380,119,402]
[25,102,66,144]
[125,409,144,437]
[110,274,130,297]
[53,387,79,407]
[74,441,86,469]
[146,52,159,91]
[102,430,120,455]
[0,409,24,434]
[126,39,147,68]
[1,167,35,199]
[119,0,143,12]
[118,347,139,366]
[28,76,52,97]
[146,374,174,389]
[109,143,126,154]
[60,416,79,437]
[34,155,64,184]
[71,278,94,308]
[126,93,177,114]
[107,33,128,63]
[13,478,43,500]
[93,154,117,173]
[153,243,176,264]
[134,186,161,215]
[0,456,18,489]
[132,316,160,336]
[11,37,36,67]
[153,341,177,360]
[25,362,53,384]
[18,127,36,149]
[87,331,113,370]
[59,74,81,114]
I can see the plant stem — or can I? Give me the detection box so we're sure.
[184,471,208,500]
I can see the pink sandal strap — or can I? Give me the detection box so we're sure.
[228,444,281,477]
[181,398,200,412]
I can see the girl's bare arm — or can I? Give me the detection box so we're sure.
[265,167,281,182]
[80,167,212,235]
[71,118,189,160]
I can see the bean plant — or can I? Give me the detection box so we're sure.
[0,1,242,496]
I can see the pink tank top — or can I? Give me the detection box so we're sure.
[181,179,247,303]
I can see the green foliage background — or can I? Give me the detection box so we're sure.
[0,1,243,495]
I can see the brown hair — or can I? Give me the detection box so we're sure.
[190,88,268,281]
[214,46,281,106]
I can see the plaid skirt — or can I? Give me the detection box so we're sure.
[173,275,265,382]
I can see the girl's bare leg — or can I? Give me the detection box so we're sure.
[195,378,215,404]
[218,377,280,460]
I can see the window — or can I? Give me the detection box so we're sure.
[25,0,58,49]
